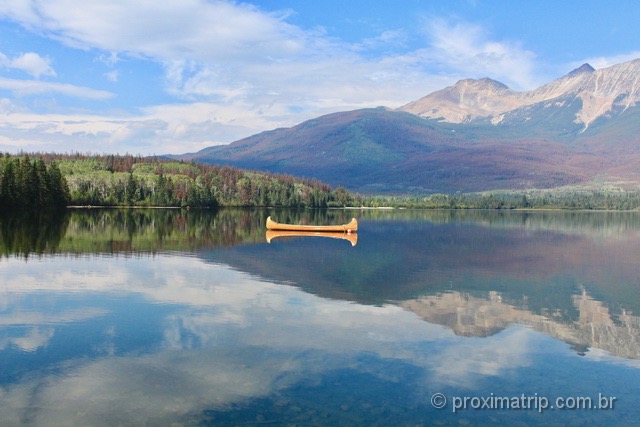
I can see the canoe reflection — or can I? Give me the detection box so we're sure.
[265,230,358,246]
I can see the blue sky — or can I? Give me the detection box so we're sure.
[0,0,639,155]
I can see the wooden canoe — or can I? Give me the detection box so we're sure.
[266,216,358,233]
[266,230,358,246]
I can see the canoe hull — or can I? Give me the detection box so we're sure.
[266,216,358,232]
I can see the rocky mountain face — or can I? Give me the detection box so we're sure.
[399,77,521,123]
[181,58,640,193]
[398,59,640,131]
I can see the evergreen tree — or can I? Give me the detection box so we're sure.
[47,162,70,208]
[125,172,137,206]
[0,158,17,210]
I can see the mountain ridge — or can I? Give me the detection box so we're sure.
[180,57,640,194]
[399,59,640,131]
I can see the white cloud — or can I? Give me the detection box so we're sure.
[0,51,56,78]
[421,18,539,90]
[0,102,271,154]
[0,1,460,105]
[0,0,309,62]
[7,52,56,78]
[0,77,113,99]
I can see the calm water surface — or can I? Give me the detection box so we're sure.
[1,208,640,426]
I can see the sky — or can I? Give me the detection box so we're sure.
[0,0,639,155]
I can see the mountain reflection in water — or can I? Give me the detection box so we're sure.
[3,208,640,358]
[2,208,640,425]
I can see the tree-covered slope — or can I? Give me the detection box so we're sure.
[0,154,361,211]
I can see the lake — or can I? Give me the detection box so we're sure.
[1,208,640,426]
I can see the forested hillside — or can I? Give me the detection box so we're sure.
[3,153,640,213]
[0,153,361,212]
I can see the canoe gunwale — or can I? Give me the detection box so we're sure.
[266,216,358,233]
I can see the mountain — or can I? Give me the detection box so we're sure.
[180,58,640,194]
[398,59,640,132]
[400,77,524,123]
